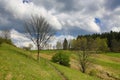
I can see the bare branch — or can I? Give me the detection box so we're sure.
[24,15,56,60]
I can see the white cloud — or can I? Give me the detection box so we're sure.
[1,0,62,30]
[49,35,75,48]
[10,29,75,49]
[100,7,120,32]
[81,17,101,32]
[10,29,35,48]
[1,0,120,49]
[1,29,63,50]
[0,0,120,35]
[112,27,120,32]
[57,12,101,32]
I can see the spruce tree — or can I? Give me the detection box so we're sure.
[63,38,68,50]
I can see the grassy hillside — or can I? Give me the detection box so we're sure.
[0,43,99,80]
[0,43,63,80]
[32,50,120,80]
[91,53,120,79]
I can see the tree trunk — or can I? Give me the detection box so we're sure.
[81,51,86,73]
[82,65,86,73]
[37,45,40,61]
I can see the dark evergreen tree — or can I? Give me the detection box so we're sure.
[111,39,120,52]
[63,38,68,50]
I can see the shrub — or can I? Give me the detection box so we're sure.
[52,52,70,67]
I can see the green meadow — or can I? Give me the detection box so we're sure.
[32,50,120,80]
[0,43,100,80]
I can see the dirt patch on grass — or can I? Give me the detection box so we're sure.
[70,58,79,70]
[89,64,120,80]
[40,53,54,60]
[33,53,54,60]
[5,72,12,80]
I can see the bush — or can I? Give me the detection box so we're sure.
[52,52,70,67]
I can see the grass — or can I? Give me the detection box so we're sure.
[104,52,120,58]
[90,53,120,79]
[0,43,62,80]
[0,43,99,80]
[52,63,100,80]
[91,57,120,71]
[32,50,120,80]
[1,43,119,80]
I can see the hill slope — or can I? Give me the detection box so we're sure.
[0,43,62,80]
[0,43,100,80]
[32,50,120,80]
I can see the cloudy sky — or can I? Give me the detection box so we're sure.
[0,0,120,48]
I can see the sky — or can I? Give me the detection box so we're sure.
[0,0,120,48]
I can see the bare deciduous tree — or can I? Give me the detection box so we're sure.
[78,51,89,73]
[1,30,11,40]
[56,41,62,49]
[76,38,90,73]
[24,15,55,60]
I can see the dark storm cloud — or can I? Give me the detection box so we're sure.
[32,0,82,12]
[57,0,80,12]
[0,3,23,32]
[58,26,93,36]
[105,0,120,10]
[32,0,58,10]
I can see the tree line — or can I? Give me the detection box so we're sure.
[56,31,120,52]
[77,31,120,52]
[0,30,13,45]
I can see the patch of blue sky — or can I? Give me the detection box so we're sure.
[95,18,101,24]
